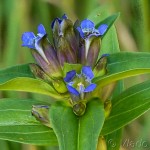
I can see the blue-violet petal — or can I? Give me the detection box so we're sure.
[82,66,94,79]
[81,19,95,32]
[98,24,108,35]
[62,14,67,19]
[84,83,96,92]
[64,70,76,82]
[38,24,46,36]
[21,32,35,49]
[67,85,80,96]
[77,27,84,38]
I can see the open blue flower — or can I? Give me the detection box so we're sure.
[22,24,46,49]
[77,19,108,39]
[64,66,96,97]
[21,24,48,62]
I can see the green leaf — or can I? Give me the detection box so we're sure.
[0,77,64,99]
[100,25,120,55]
[0,64,34,83]
[0,98,57,145]
[88,6,114,26]
[63,63,82,77]
[101,80,150,135]
[75,0,97,19]
[104,79,123,150]
[94,52,150,87]
[49,98,105,150]
[105,129,122,150]
[0,64,68,99]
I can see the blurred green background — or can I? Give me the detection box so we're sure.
[0,0,150,150]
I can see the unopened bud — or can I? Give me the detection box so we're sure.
[73,102,86,116]
[31,105,51,127]
[62,19,78,55]
[29,63,52,84]
[93,54,108,77]
[104,100,112,118]
[97,136,107,150]
[57,37,77,66]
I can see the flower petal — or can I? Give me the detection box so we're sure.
[38,24,46,36]
[98,24,108,35]
[82,66,94,79]
[64,70,76,82]
[84,83,96,92]
[77,27,84,38]
[67,85,79,96]
[62,14,68,19]
[81,19,94,32]
[21,32,36,49]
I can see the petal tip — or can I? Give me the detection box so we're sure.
[98,24,108,35]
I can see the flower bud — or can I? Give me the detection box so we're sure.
[73,102,86,116]
[52,15,78,63]
[57,37,77,66]
[93,54,108,77]
[97,136,107,150]
[52,20,59,43]
[104,100,112,118]
[78,39,86,64]
[31,105,51,127]
[29,63,52,84]
[62,19,78,55]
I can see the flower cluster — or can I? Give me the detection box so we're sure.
[22,14,108,115]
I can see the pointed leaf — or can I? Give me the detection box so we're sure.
[101,80,150,135]
[0,64,68,99]
[0,77,64,99]
[100,25,120,54]
[0,98,57,145]
[94,52,150,87]
[0,64,34,83]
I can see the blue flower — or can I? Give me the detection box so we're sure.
[77,19,108,39]
[21,24,48,62]
[22,24,46,48]
[64,66,96,97]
